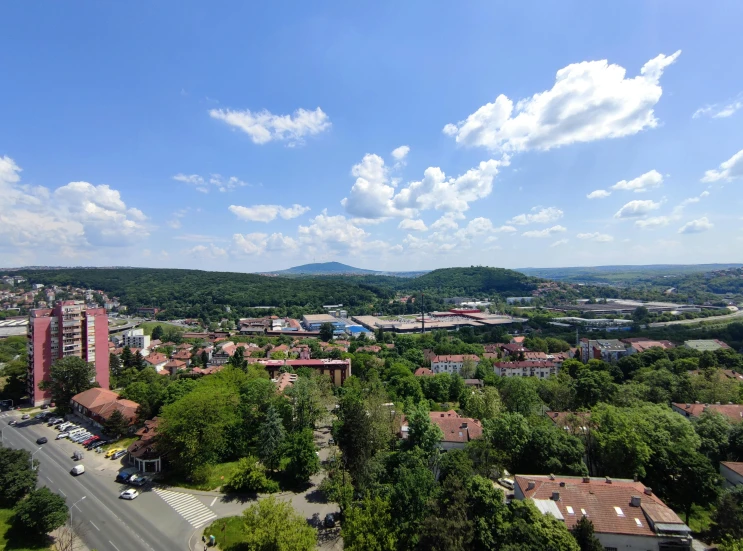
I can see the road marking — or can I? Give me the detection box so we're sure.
[90,520,100,531]
[210,496,217,507]
[153,488,217,528]
[59,489,66,497]
[109,541,121,551]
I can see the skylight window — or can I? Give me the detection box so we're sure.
[614,506,625,517]
[566,506,574,514]
[580,508,587,516]
[634,518,643,527]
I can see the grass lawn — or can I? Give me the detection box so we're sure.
[138,321,185,335]
[0,508,51,551]
[164,461,241,491]
[684,503,715,534]
[202,516,245,551]
[102,436,137,452]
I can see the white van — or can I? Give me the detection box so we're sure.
[71,465,85,476]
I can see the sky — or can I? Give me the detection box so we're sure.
[1,2,742,272]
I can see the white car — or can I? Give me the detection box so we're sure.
[56,432,69,440]
[120,489,139,500]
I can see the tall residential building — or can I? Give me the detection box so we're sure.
[28,301,110,406]
[120,328,150,351]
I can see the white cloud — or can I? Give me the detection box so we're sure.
[430,212,464,231]
[576,232,614,242]
[509,206,563,225]
[342,154,507,219]
[551,239,569,247]
[443,50,681,152]
[209,106,331,146]
[693,94,743,119]
[614,199,662,218]
[611,170,663,193]
[635,216,671,229]
[298,211,374,253]
[0,156,22,185]
[398,219,428,232]
[678,217,713,234]
[232,233,268,255]
[587,189,611,199]
[391,145,410,162]
[701,149,743,183]
[228,204,310,222]
[522,225,567,238]
[454,217,495,240]
[493,225,517,233]
[188,243,227,258]
[174,173,248,193]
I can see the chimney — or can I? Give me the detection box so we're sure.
[461,422,468,429]
[559,481,566,487]
[549,474,556,480]
[527,481,535,491]
[552,491,560,501]
[630,496,642,507]
[644,487,652,496]
[605,476,612,484]
[582,476,590,483]
[633,473,639,482]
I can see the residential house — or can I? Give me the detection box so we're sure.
[121,329,151,352]
[143,352,168,372]
[171,348,192,365]
[523,351,548,361]
[621,338,675,354]
[431,354,480,375]
[720,462,743,488]
[273,372,297,393]
[495,361,558,378]
[581,339,630,363]
[400,410,483,450]
[70,388,139,430]
[672,402,743,423]
[510,336,526,345]
[414,367,433,376]
[514,474,692,551]
[162,359,186,375]
[127,418,162,473]
[498,343,529,358]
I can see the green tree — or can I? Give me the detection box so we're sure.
[483,412,531,470]
[504,500,580,551]
[574,369,616,408]
[389,452,438,550]
[461,386,502,421]
[109,353,123,383]
[342,496,397,551]
[713,486,743,540]
[240,497,316,551]
[223,456,279,494]
[500,377,542,416]
[319,461,354,513]
[663,451,721,523]
[151,325,164,341]
[285,428,320,486]
[120,345,133,368]
[287,376,323,431]
[632,306,649,323]
[695,411,731,464]
[104,409,130,437]
[13,487,68,536]
[418,475,473,551]
[319,322,334,342]
[0,447,38,506]
[258,405,286,471]
[38,356,95,414]
[466,475,506,551]
[405,404,443,455]
[200,350,209,367]
[519,423,587,476]
[132,350,144,370]
[228,347,247,370]
[571,516,603,551]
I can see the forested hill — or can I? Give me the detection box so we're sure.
[7,266,541,320]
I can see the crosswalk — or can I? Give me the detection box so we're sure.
[153,488,217,528]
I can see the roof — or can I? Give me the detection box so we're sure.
[495,361,556,369]
[588,339,627,352]
[144,352,168,365]
[523,351,548,360]
[511,336,526,344]
[684,339,731,351]
[431,354,480,363]
[721,462,743,477]
[515,474,688,538]
[71,388,139,424]
[672,402,743,423]
[414,367,433,376]
[500,343,528,353]
[427,411,482,443]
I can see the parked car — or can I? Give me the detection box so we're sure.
[105,448,122,458]
[112,450,128,460]
[81,437,97,446]
[89,441,106,450]
[41,404,49,410]
[73,434,90,443]
[324,513,336,528]
[48,418,62,426]
[71,464,85,476]
[120,489,139,500]
[129,475,149,487]
[56,432,69,440]
[116,468,139,483]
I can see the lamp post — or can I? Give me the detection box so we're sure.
[31,447,42,470]
[70,496,86,523]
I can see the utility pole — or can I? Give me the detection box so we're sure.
[420,292,425,334]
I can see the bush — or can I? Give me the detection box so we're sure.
[224,457,279,494]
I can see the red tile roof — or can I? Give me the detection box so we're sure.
[431,354,480,363]
[427,411,482,443]
[414,367,433,376]
[71,388,139,424]
[515,475,687,538]
[672,403,743,423]
[144,352,168,366]
[721,462,743,477]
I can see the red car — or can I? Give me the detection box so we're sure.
[82,436,98,446]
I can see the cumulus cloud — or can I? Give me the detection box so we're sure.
[611,170,663,193]
[174,173,248,193]
[678,217,713,234]
[398,219,428,232]
[522,225,567,238]
[701,149,743,183]
[443,51,681,152]
[635,216,671,229]
[577,232,614,242]
[587,189,611,199]
[188,243,227,258]
[551,239,569,247]
[614,199,662,218]
[341,153,507,219]
[0,156,148,253]
[298,211,378,254]
[391,145,410,162]
[430,212,464,231]
[693,94,743,119]
[209,106,331,146]
[509,206,563,225]
[228,204,310,222]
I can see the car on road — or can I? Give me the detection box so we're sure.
[71,465,85,476]
[9,420,17,426]
[129,475,149,487]
[120,489,139,500]
[56,432,69,440]
[36,437,48,444]
[116,467,139,483]
[21,414,30,420]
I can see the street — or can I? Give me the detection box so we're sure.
[1,413,195,551]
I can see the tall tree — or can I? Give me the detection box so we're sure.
[285,428,320,486]
[104,409,131,437]
[288,376,323,431]
[13,487,68,536]
[228,347,247,370]
[38,356,95,413]
[0,447,38,506]
[695,411,731,464]
[200,350,210,367]
[133,350,145,370]
[571,516,603,551]
[342,496,397,551]
[120,345,133,368]
[417,475,473,551]
[151,325,164,341]
[660,451,721,523]
[240,497,316,551]
[109,353,123,382]
[258,405,286,471]
[405,404,443,456]
[319,322,334,342]
[713,486,743,541]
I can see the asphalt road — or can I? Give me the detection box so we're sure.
[1,415,190,551]
[648,308,743,327]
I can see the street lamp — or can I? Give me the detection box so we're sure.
[70,496,86,523]
[31,447,42,470]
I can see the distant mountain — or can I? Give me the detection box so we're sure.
[268,262,379,275]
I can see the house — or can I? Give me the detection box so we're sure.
[684,339,731,352]
[720,462,743,488]
[171,348,192,365]
[498,343,529,358]
[414,367,433,376]
[510,336,526,345]
[136,307,159,316]
[400,410,483,450]
[356,345,382,354]
[672,402,743,423]
[143,352,168,372]
[127,418,162,473]
[70,388,139,429]
[259,358,352,387]
[581,339,630,363]
[621,338,674,354]
[523,351,548,361]
[121,329,151,352]
[431,354,480,375]
[514,474,692,551]
[162,359,186,375]
[494,361,558,378]
[273,372,297,393]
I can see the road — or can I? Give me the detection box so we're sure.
[1,414,193,551]
[648,308,743,327]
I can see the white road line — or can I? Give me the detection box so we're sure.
[90,520,100,531]
[153,488,217,528]
[59,489,66,496]
[210,496,218,506]
[109,541,121,551]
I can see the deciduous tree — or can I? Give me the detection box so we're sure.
[13,487,68,536]
[285,428,320,486]
[0,447,38,506]
[240,497,316,551]
[258,405,286,471]
[38,356,95,414]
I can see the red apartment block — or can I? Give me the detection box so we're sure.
[28,301,110,406]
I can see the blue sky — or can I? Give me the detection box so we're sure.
[1,1,742,271]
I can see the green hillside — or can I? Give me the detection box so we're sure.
[400,266,538,296]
